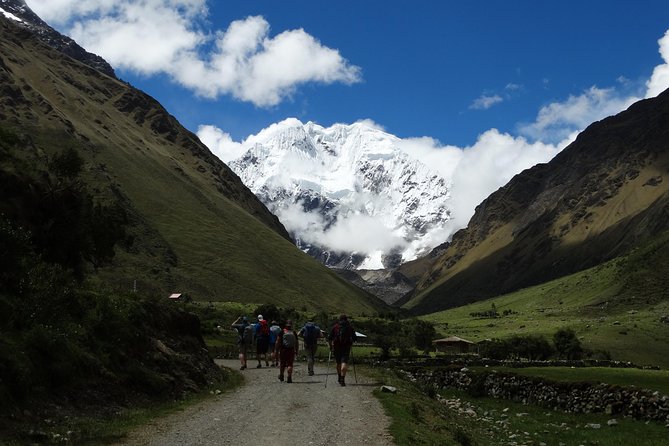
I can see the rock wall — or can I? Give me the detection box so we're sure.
[406,368,669,423]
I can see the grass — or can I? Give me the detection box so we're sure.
[366,364,669,446]
[421,232,669,368]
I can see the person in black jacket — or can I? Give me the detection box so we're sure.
[327,314,357,386]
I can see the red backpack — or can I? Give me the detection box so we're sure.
[333,320,353,348]
[260,319,270,337]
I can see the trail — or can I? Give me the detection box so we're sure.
[117,359,394,445]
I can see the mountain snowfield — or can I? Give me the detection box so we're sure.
[225,118,453,269]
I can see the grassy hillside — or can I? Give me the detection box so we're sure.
[0,18,383,315]
[421,230,669,368]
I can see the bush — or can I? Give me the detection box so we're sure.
[553,328,584,359]
[479,335,553,360]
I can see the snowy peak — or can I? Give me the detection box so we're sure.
[229,119,453,270]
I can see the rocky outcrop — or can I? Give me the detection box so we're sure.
[335,268,415,305]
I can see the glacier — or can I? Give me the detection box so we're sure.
[228,118,453,270]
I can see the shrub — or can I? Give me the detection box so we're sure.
[553,328,584,359]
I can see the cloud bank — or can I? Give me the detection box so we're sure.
[26,0,361,106]
[199,26,669,256]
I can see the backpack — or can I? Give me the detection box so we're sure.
[282,329,297,349]
[260,319,270,337]
[242,324,254,346]
[333,320,353,348]
[269,325,281,343]
[303,322,319,346]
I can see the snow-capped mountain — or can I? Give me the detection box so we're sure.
[228,118,452,269]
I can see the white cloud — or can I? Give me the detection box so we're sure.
[470,94,503,110]
[25,1,361,107]
[646,29,669,98]
[398,130,569,231]
[196,125,247,163]
[519,86,639,143]
[274,202,406,258]
[353,119,386,132]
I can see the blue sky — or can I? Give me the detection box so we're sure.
[26,0,669,147]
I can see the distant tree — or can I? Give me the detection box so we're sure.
[404,319,437,353]
[252,303,280,323]
[553,328,583,359]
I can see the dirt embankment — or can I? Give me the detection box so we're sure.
[117,359,394,445]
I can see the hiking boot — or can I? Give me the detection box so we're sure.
[278,374,284,382]
[240,365,246,370]
[256,363,262,368]
[287,376,292,383]
[337,374,343,383]
[340,377,346,387]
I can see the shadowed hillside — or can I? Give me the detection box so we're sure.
[0,16,382,314]
[405,90,669,314]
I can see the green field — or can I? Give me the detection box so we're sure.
[422,232,669,368]
[367,365,669,446]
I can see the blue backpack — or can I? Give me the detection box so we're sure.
[303,322,320,346]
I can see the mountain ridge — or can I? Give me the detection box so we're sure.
[404,91,669,314]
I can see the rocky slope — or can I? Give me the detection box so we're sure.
[404,90,669,314]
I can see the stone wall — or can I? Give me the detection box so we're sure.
[405,368,669,423]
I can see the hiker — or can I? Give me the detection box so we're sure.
[254,314,270,368]
[231,316,252,370]
[298,320,322,376]
[268,320,282,367]
[328,314,357,386]
[276,320,298,383]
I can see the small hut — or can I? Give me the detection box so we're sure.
[433,336,475,354]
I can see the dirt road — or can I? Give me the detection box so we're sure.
[118,359,394,445]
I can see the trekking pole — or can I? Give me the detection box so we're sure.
[325,349,332,388]
[351,345,358,384]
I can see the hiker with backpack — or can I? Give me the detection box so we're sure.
[254,314,270,368]
[276,320,299,383]
[298,321,322,376]
[231,316,253,370]
[268,320,282,367]
[327,314,357,386]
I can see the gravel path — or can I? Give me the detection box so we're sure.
[117,359,394,445]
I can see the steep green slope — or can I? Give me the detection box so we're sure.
[0,18,382,314]
[422,230,669,368]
